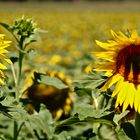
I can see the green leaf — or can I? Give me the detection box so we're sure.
[36,73,68,89]
[55,115,80,133]
[24,33,40,48]
[0,22,11,32]
[26,112,52,138]
[27,48,38,58]
[113,111,130,125]
[56,115,80,128]
[53,131,72,140]
[135,112,140,140]
[98,124,118,140]
[73,103,97,120]
[116,125,132,140]
[55,115,115,135]
[85,117,115,127]
[74,87,91,97]
[18,105,54,139]
[0,103,12,119]
[89,136,100,140]
[73,100,114,120]
[74,71,106,90]
[121,122,137,140]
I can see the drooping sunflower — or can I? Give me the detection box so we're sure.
[0,34,12,84]
[94,30,140,113]
[20,69,72,120]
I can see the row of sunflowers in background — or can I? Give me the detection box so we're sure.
[0,15,140,140]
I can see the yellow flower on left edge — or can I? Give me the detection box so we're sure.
[0,34,12,85]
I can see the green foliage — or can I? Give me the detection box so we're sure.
[34,72,68,89]
[72,71,137,140]
[74,71,106,90]
[0,16,138,140]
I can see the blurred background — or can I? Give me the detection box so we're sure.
[0,0,139,1]
[0,0,140,79]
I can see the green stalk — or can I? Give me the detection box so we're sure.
[13,121,24,140]
[13,121,18,140]
[16,36,25,101]
[135,112,140,140]
[13,37,25,140]
[17,51,24,86]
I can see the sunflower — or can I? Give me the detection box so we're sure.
[0,34,12,84]
[20,69,72,120]
[94,30,140,113]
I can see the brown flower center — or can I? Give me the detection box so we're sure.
[116,44,140,86]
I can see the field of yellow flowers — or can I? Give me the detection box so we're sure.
[1,2,140,76]
[0,2,140,140]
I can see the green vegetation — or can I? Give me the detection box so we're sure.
[0,0,138,2]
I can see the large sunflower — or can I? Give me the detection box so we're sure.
[0,34,12,84]
[94,30,140,113]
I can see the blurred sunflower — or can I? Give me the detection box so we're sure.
[0,34,12,84]
[94,30,140,113]
[47,55,62,65]
[20,69,72,120]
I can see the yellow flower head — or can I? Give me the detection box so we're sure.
[94,30,140,113]
[0,34,12,85]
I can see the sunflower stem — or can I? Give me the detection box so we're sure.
[16,36,25,101]
[13,121,18,140]
[135,112,140,140]
[17,51,24,86]
[13,121,24,140]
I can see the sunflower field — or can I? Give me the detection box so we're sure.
[0,2,140,140]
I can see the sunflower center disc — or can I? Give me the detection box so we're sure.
[116,44,140,85]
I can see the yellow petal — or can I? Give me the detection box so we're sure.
[95,40,117,50]
[122,82,134,112]
[0,49,8,54]
[5,58,12,64]
[111,30,128,42]
[131,30,139,39]
[94,62,115,72]
[134,85,140,112]
[0,70,5,78]
[0,63,7,69]
[112,77,123,97]
[138,106,140,113]
[129,84,135,108]
[118,31,129,39]
[93,51,115,62]
[100,73,122,91]
[105,71,113,77]
[0,78,4,85]
[0,54,12,64]
[0,34,5,38]
[0,44,10,48]
[115,81,128,108]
